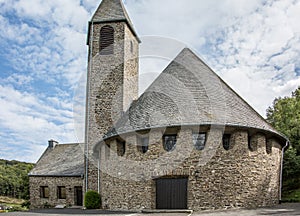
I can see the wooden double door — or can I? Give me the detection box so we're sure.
[156,178,188,209]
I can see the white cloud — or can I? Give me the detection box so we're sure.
[0,85,77,162]
[1,74,33,86]
[0,0,300,162]
[14,0,53,19]
[195,0,300,115]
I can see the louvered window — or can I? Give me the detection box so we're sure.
[100,25,114,55]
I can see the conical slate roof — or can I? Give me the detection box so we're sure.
[104,48,286,141]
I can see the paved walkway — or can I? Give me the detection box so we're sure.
[1,203,300,216]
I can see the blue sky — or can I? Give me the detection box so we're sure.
[0,0,300,162]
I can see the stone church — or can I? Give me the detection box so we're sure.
[29,0,288,211]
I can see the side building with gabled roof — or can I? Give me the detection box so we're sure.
[29,140,84,208]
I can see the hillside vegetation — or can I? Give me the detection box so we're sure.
[0,159,34,200]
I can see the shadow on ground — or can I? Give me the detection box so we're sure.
[257,203,300,215]
[30,209,137,215]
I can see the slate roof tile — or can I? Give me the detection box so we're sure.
[29,143,84,177]
[104,48,287,142]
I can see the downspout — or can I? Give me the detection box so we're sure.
[98,156,100,194]
[84,21,94,193]
[279,141,289,203]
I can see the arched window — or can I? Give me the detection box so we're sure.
[100,25,114,55]
[163,134,177,152]
[192,132,206,151]
[117,139,125,156]
[248,134,258,152]
[222,134,231,151]
[105,142,111,159]
[130,41,134,53]
[266,139,272,154]
[137,135,149,154]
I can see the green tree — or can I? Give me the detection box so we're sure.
[267,87,300,154]
[0,159,34,200]
[266,86,300,188]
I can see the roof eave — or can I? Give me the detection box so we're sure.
[28,174,84,178]
[101,123,289,146]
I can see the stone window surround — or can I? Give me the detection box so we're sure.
[248,132,274,154]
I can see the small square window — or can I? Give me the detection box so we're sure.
[163,135,177,152]
[40,186,49,198]
[57,186,66,199]
[193,133,206,150]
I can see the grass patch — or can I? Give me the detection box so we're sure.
[0,196,24,205]
[282,189,300,203]
[0,196,28,212]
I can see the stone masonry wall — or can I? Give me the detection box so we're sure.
[86,21,139,192]
[99,127,282,211]
[29,176,83,209]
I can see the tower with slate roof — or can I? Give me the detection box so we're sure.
[85,0,140,191]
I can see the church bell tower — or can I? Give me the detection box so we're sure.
[85,0,140,192]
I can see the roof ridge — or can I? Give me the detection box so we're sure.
[56,143,81,146]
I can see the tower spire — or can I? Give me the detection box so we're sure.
[90,0,139,42]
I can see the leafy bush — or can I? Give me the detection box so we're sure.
[84,190,101,209]
[43,202,52,209]
[21,200,31,209]
[8,205,24,212]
